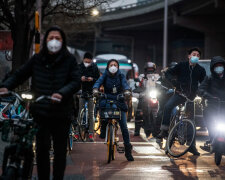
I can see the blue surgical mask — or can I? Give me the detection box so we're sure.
[214,66,224,74]
[190,56,199,64]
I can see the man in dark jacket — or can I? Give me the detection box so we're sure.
[74,52,100,142]
[198,56,225,151]
[158,47,206,155]
[0,26,80,180]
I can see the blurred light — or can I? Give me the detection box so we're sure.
[93,59,96,63]
[149,90,157,99]
[128,59,131,63]
[91,9,99,16]
[132,97,138,103]
[216,123,225,132]
[21,93,33,100]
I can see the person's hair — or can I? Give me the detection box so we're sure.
[187,47,201,56]
[83,52,93,60]
[107,59,119,70]
[39,26,69,56]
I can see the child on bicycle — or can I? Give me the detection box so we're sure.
[93,59,134,161]
[198,56,225,152]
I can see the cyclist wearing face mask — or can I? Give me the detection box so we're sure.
[0,26,81,180]
[74,52,100,142]
[198,56,225,151]
[158,47,206,156]
[93,59,134,161]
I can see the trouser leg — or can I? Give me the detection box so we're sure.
[36,123,51,180]
[161,94,185,130]
[119,111,130,145]
[52,121,70,180]
[88,98,94,134]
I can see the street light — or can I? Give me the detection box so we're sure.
[91,9,99,16]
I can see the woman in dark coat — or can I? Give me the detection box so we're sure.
[93,59,134,161]
[0,26,80,180]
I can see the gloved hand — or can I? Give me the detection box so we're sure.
[124,90,131,100]
[93,88,99,97]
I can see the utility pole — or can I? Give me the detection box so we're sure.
[163,0,168,68]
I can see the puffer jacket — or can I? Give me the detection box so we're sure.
[79,62,100,94]
[93,69,130,111]
[1,50,80,119]
[198,56,225,101]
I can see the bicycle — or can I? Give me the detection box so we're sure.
[98,93,125,163]
[0,91,60,180]
[77,93,92,142]
[156,82,196,157]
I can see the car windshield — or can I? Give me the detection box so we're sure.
[198,61,211,76]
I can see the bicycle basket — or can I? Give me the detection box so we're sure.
[100,108,121,119]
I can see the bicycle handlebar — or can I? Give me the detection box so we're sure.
[155,81,193,102]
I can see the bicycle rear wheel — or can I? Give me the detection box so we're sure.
[107,124,114,163]
[167,119,196,157]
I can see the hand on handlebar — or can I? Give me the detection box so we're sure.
[51,93,62,103]
[93,88,99,97]
[0,88,9,95]
[124,90,131,100]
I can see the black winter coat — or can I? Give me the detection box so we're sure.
[198,56,225,101]
[79,63,100,93]
[1,51,81,119]
[165,61,206,99]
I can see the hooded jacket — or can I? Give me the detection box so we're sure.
[79,62,100,93]
[165,61,206,99]
[93,69,130,111]
[198,56,225,100]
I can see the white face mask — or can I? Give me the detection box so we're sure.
[84,62,91,68]
[109,66,118,74]
[214,66,224,74]
[47,39,62,53]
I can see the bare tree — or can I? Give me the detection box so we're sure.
[0,0,110,71]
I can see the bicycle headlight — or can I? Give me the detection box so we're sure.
[149,90,157,99]
[21,93,33,100]
[216,123,225,132]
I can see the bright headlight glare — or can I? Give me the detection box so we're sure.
[216,123,225,132]
[132,97,138,103]
[21,94,33,100]
[149,90,157,98]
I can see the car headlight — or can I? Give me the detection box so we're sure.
[132,97,138,103]
[216,123,225,132]
[21,93,33,100]
[149,90,157,99]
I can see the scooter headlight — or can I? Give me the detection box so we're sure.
[216,123,225,132]
[149,90,157,99]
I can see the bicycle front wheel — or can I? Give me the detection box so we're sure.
[107,124,114,163]
[68,125,74,151]
[79,109,88,142]
[167,119,196,157]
